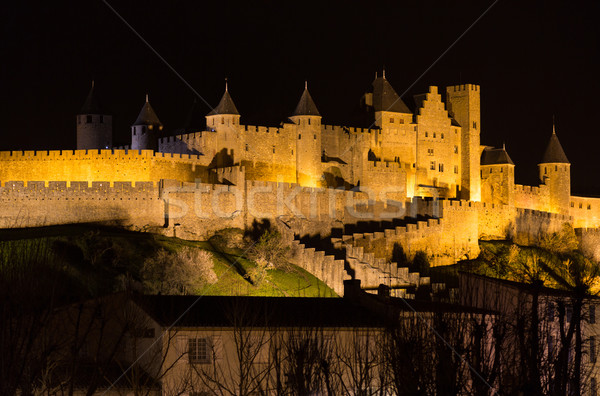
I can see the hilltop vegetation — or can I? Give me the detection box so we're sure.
[0,224,336,301]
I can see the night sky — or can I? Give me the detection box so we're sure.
[1,0,599,195]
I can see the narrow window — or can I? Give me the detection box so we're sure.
[591,336,597,363]
[580,203,583,209]
[433,132,437,138]
[314,134,317,140]
[473,121,477,129]
[588,204,592,210]
[298,134,301,140]
[188,337,211,364]
[86,115,92,124]
[591,305,596,324]
[291,150,294,155]
[454,145,458,154]
[438,163,444,172]
[272,146,276,154]
[245,144,249,151]
[500,168,503,173]
[441,133,444,139]
[430,161,435,170]
[221,118,224,124]
[555,165,558,171]
[571,202,575,208]
[425,132,428,137]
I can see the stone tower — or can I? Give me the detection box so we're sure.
[76,81,112,150]
[480,145,515,207]
[205,82,241,167]
[289,82,322,187]
[539,125,570,214]
[446,84,482,201]
[131,95,163,151]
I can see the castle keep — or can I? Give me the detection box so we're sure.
[1,74,598,294]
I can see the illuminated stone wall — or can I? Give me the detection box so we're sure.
[0,150,209,184]
[0,180,164,229]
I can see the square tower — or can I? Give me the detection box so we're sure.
[446,84,481,201]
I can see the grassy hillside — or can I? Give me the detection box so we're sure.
[0,224,337,299]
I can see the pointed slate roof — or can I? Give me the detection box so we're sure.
[80,81,103,114]
[292,84,320,117]
[541,127,569,164]
[481,146,514,165]
[133,95,162,126]
[207,86,239,116]
[372,75,411,114]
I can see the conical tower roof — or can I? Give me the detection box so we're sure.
[207,84,239,116]
[481,146,514,165]
[372,73,411,114]
[80,81,103,114]
[292,83,320,117]
[133,95,163,126]
[541,126,569,164]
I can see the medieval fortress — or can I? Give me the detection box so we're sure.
[0,74,597,295]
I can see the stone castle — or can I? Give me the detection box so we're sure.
[0,73,598,295]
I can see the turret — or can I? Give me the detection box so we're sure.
[480,145,515,206]
[446,84,482,201]
[538,124,570,214]
[76,81,112,150]
[131,95,163,151]
[205,81,241,129]
[289,82,322,187]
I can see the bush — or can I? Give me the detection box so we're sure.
[141,247,217,295]
[246,229,291,272]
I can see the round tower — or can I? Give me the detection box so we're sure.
[538,124,570,214]
[289,82,322,187]
[205,81,241,167]
[131,95,163,151]
[480,145,515,207]
[76,81,112,150]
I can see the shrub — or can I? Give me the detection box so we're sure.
[141,247,217,295]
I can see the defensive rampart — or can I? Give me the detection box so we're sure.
[0,150,209,184]
[0,180,164,229]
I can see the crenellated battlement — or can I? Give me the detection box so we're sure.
[0,149,205,163]
[158,132,205,144]
[447,84,480,92]
[0,180,158,196]
[322,124,377,134]
[243,125,283,134]
[365,160,402,171]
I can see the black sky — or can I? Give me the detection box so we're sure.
[1,0,599,194]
